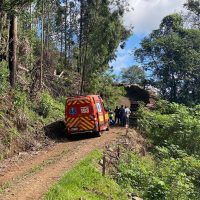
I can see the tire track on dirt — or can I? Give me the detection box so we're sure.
[0,128,123,200]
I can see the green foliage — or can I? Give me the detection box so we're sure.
[0,61,9,95]
[184,0,200,29]
[138,101,200,155]
[116,153,154,195]
[45,151,128,200]
[2,128,19,146]
[134,13,200,105]
[13,89,27,110]
[86,71,125,109]
[80,0,131,93]
[155,100,189,114]
[116,146,200,200]
[120,65,145,85]
[37,91,64,119]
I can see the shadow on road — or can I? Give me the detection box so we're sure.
[44,120,98,142]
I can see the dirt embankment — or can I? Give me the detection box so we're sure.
[0,127,128,200]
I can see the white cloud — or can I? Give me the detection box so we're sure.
[124,0,186,34]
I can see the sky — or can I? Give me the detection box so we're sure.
[111,0,186,75]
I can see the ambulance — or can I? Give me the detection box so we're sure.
[65,95,109,136]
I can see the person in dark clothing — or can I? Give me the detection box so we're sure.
[119,105,126,126]
[114,106,120,124]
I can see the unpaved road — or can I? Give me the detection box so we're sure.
[0,128,124,200]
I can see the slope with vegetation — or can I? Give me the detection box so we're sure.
[0,0,129,159]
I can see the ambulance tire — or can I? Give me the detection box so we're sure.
[66,134,72,139]
[95,131,102,137]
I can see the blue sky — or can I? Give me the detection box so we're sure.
[111,0,186,75]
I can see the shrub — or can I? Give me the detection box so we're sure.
[37,91,64,119]
[116,148,198,199]
[2,128,20,146]
[138,101,200,155]
[0,61,9,95]
[13,89,27,110]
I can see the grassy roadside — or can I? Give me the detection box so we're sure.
[44,150,128,200]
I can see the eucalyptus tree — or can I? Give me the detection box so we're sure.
[79,0,131,94]
[1,0,34,87]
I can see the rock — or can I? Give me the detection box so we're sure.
[133,196,143,200]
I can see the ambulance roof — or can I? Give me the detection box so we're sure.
[67,95,102,101]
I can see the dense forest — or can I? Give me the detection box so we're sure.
[0,0,130,98]
[0,0,131,159]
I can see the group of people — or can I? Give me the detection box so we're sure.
[108,105,131,126]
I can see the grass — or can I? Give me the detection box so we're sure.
[0,182,11,194]
[44,151,128,200]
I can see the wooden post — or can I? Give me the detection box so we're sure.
[117,145,120,159]
[102,153,106,176]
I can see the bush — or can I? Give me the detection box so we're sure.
[0,61,9,95]
[37,91,64,119]
[13,89,27,110]
[115,100,200,199]
[116,147,199,200]
[138,101,200,155]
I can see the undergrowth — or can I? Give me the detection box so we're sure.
[112,100,200,200]
[0,63,65,159]
[138,100,200,155]
[115,144,200,200]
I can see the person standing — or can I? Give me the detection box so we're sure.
[119,105,126,126]
[125,106,131,126]
[114,106,120,124]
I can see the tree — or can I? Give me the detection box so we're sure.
[121,65,145,85]
[0,0,131,98]
[184,0,200,29]
[79,0,131,94]
[8,13,17,87]
[135,14,200,105]
[1,0,34,87]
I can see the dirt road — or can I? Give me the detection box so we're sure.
[0,128,124,200]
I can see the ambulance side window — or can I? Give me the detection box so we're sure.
[96,103,102,113]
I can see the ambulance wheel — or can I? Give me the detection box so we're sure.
[95,131,101,137]
[66,134,72,139]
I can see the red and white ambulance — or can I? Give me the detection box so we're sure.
[65,95,109,136]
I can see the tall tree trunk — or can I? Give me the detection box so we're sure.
[60,30,63,57]
[78,0,83,74]
[80,42,88,95]
[0,12,3,61]
[40,0,44,88]
[64,0,68,67]
[8,14,17,87]
[46,2,50,50]
[0,8,6,61]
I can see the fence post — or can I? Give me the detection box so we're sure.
[102,152,106,176]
